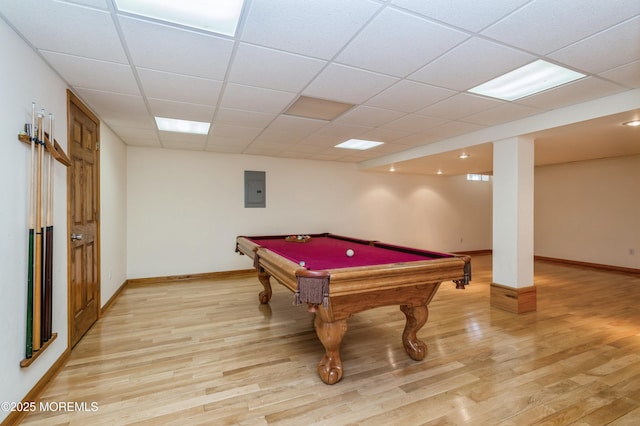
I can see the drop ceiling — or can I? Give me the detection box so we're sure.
[1,0,638,175]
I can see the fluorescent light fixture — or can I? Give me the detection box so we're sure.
[623,120,640,127]
[115,0,245,36]
[335,139,384,150]
[155,117,210,135]
[468,60,585,101]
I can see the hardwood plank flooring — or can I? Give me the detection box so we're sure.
[20,256,640,425]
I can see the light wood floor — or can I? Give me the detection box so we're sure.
[21,256,640,425]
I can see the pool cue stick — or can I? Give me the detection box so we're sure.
[33,112,44,352]
[43,113,54,342]
[25,103,36,358]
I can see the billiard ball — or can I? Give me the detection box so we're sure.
[346,249,354,257]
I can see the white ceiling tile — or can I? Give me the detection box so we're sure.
[159,132,207,150]
[137,68,223,106]
[462,103,543,126]
[429,121,485,138]
[391,0,530,32]
[267,115,327,133]
[515,77,628,110]
[394,131,444,146]
[367,142,415,154]
[416,93,505,120]
[246,139,294,150]
[549,16,640,74]
[220,83,297,113]
[122,138,162,148]
[0,0,127,62]
[303,64,398,104]
[41,51,139,95]
[228,43,326,92]
[240,0,381,59]
[110,126,157,138]
[599,60,640,88]
[337,7,469,77]
[75,88,152,128]
[381,114,448,133]
[147,99,215,123]
[119,16,233,79]
[299,133,347,148]
[205,139,250,153]
[68,0,108,9]
[210,124,263,139]
[336,106,406,127]
[410,38,535,91]
[214,108,276,127]
[109,125,160,146]
[358,127,414,143]
[313,122,372,141]
[366,80,456,112]
[482,0,640,55]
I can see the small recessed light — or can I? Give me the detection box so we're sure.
[389,166,395,172]
[436,169,443,175]
[623,120,640,127]
[458,153,470,159]
[335,139,384,150]
[155,117,210,135]
[468,60,585,101]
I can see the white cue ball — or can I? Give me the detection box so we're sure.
[299,260,306,266]
[346,249,354,257]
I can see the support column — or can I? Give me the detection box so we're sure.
[491,136,536,313]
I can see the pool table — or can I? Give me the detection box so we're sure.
[235,233,471,384]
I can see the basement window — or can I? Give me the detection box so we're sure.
[467,174,491,182]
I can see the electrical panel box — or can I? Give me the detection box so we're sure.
[244,170,266,208]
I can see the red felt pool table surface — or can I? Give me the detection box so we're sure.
[246,234,454,271]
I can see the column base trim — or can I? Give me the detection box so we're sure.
[490,283,537,314]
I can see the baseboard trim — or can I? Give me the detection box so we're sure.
[1,348,70,426]
[101,280,128,315]
[453,249,493,256]
[534,256,639,276]
[126,269,256,286]
[490,282,537,314]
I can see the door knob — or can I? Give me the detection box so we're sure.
[71,233,83,241]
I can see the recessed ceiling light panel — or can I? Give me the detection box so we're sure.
[115,0,245,36]
[335,139,384,150]
[155,117,210,134]
[468,60,586,101]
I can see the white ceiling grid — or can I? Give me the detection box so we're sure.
[0,0,638,174]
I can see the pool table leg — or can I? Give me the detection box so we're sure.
[257,270,272,304]
[400,304,428,361]
[314,315,347,385]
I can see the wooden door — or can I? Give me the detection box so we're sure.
[68,91,100,348]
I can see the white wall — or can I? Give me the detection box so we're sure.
[535,154,640,269]
[0,18,128,423]
[126,147,493,279]
[0,18,69,423]
[99,124,128,304]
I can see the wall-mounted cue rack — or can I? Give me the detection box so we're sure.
[17,103,70,368]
